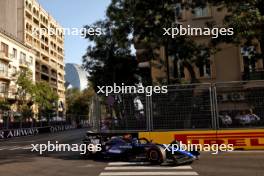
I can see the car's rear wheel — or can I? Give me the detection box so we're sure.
[147,149,162,164]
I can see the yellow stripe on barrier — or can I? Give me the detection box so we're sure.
[139,129,264,150]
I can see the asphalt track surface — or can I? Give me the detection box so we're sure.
[0,128,263,176]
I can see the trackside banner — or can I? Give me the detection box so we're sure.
[139,129,264,150]
[0,125,75,139]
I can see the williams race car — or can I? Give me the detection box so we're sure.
[82,132,199,165]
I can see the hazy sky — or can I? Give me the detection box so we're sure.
[37,0,111,65]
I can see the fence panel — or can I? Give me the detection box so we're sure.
[151,84,214,131]
[215,81,264,129]
[90,94,149,132]
[88,81,264,132]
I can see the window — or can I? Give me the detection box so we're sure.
[193,6,210,17]
[241,46,257,73]
[20,52,26,64]
[0,62,8,75]
[0,82,7,93]
[59,101,64,109]
[12,66,17,75]
[173,59,185,79]
[1,42,9,57]
[12,48,17,59]
[175,3,183,20]
[198,61,211,78]
[29,56,33,65]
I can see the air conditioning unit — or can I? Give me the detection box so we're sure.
[231,92,245,101]
[218,92,245,102]
[217,93,228,102]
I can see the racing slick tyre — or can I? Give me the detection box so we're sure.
[147,148,163,165]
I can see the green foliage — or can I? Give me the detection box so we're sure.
[33,81,59,118]
[20,104,33,119]
[82,20,138,90]
[15,69,34,120]
[106,0,212,84]
[0,69,59,120]
[66,87,94,119]
[0,99,11,111]
[16,68,34,102]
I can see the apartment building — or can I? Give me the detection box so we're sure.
[144,4,263,84]
[0,29,36,116]
[0,0,65,115]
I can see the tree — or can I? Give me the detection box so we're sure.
[33,81,59,121]
[106,0,212,84]
[0,99,11,111]
[66,87,94,122]
[82,20,138,91]
[66,88,82,114]
[15,69,34,120]
[0,99,11,119]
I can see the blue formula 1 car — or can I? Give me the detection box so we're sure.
[82,132,199,165]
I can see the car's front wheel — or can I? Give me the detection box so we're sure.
[147,149,162,164]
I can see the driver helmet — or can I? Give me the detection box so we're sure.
[123,134,132,142]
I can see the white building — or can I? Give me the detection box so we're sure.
[0,28,36,119]
[65,63,88,91]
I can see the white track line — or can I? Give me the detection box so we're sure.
[99,171,199,176]
[108,162,151,166]
[22,146,33,150]
[8,146,22,150]
[0,146,10,150]
[105,166,192,170]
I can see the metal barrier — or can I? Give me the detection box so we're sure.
[89,81,264,132]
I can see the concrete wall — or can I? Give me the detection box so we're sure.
[0,0,18,37]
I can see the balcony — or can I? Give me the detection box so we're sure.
[0,52,12,62]
[58,85,65,91]
[19,59,29,68]
[7,91,17,100]
[0,70,11,81]
[50,81,57,88]
[41,65,49,75]
[50,61,57,68]
[242,71,264,81]
[51,73,57,79]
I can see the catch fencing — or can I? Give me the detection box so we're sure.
[89,81,264,132]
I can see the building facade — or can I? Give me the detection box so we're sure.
[65,63,88,91]
[142,5,263,84]
[0,29,36,121]
[0,0,66,114]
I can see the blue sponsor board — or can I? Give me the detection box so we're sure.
[0,125,75,139]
